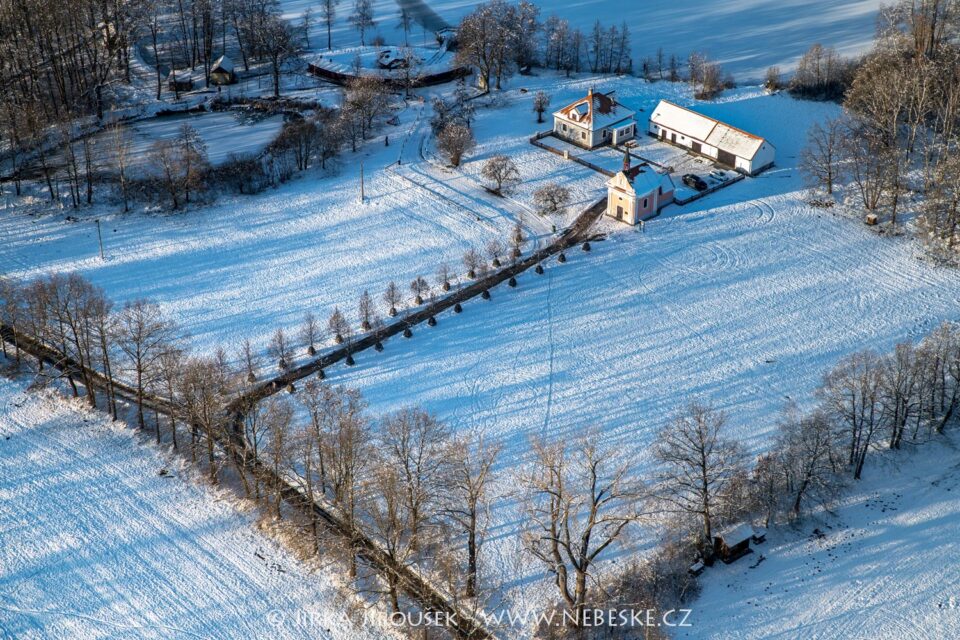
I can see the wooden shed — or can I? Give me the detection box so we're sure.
[167,69,193,92]
[713,523,754,564]
[209,55,237,85]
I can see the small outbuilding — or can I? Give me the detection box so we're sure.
[209,55,237,85]
[648,100,775,175]
[553,88,636,149]
[713,523,754,564]
[605,161,674,225]
[167,69,193,92]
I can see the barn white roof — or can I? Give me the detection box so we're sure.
[650,100,769,161]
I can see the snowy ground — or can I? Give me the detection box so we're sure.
[0,96,522,358]
[680,437,960,640]
[38,111,286,177]
[278,0,887,80]
[317,87,960,613]
[0,376,391,640]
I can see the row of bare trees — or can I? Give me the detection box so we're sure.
[257,223,529,373]
[799,0,960,258]
[648,321,960,576]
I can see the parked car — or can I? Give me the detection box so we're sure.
[710,169,728,180]
[682,174,708,191]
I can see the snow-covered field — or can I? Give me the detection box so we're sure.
[280,0,887,80]
[314,86,960,612]
[0,99,520,357]
[0,377,388,640]
[681,437,960,640]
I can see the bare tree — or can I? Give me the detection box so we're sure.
[533,182,571,217]
[320,0,340,50]
[455,1,521,90]
[410,276,429,305]
[653,402,747,549]
[269,327,292,369]
[348,0,375,45]
[436,262,453,291]
[384,281,402,316]
[437,123,475,167]
[380,407,450,552]
[257,15,301,98]
[843,128,893,213]
[344,76,391,140]
[462,248,483,278]
[300,312,321,356]
[481,155,521,195]
[510,222,525,260]
[818,351,886,479]
[775,410,842,516]
[362,464,415,611]
[533,90,551,123]
[485,238,504,267]
[179,353,232,481]
[800,117,846,196]
[523,434,647,626]
[115,300,176,430]
[328,307,349,343]
[358,290,374,330]
[325,385,372,577]
[444,434,500,598]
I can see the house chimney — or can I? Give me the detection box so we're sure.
[623,148,630,172]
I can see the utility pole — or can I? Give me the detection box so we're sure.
[95,219,105,260]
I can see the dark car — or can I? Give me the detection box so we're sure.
[682,174,708,191]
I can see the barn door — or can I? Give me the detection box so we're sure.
[717,149,737,167]
[692,141,702,154]
[671,133,677,144]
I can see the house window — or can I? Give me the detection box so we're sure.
[562,124,568,131]
[643,198,648,209]
[581,131,586,140]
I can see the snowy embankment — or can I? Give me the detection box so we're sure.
[0,377,387,640]
[681,437,960,640]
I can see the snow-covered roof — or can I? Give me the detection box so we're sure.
[608,165,674,196]
[650,100,769,160]
[717,523,755,544]
[554,90,635,132]
[168,69,192,83]
[211,55,234,74]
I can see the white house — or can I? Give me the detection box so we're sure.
[606,163,675,225]
[648,100,775,175]
[553,88,636,149]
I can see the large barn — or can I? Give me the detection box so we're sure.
[648,100,775,175]
[553,88,636,149]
